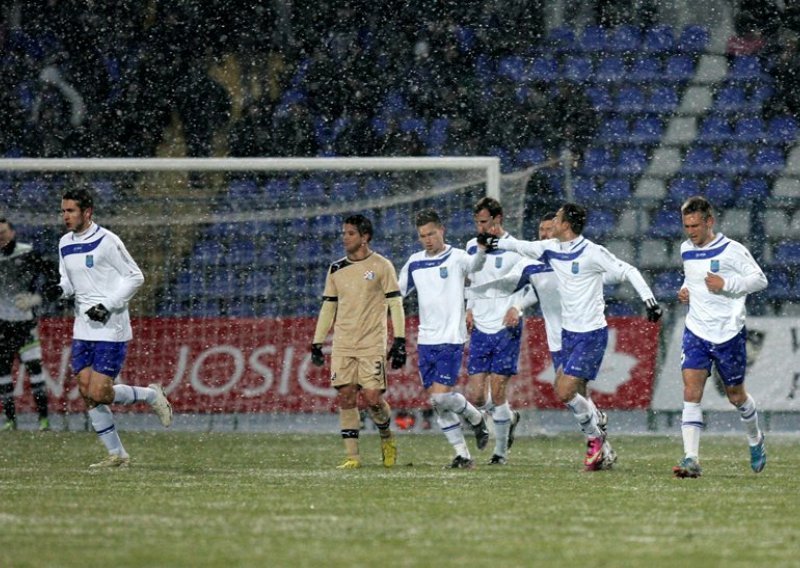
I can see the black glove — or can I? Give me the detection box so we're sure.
[311,343,325,366]
[388,337,407,370]
[86,304,111,324]
[43,284,64,302]
[645,298,663,322]
[476,233,499,252]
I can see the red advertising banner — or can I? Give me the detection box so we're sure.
[12,317,659,413]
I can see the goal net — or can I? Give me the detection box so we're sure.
[0,157,539,427]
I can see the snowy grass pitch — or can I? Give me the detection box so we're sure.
[1,431,796,566]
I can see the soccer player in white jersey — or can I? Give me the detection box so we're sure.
[464,197,534,465]
[57,187,173,468]
[673,196,768,478]
[398,208,490,469]
[486,203,663,471]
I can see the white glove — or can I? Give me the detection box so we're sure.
[14,292,42,310]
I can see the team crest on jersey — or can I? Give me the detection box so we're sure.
[495,256,503,268]
[85,255,94,268]
[439,267,448,278]
[571,261,579,274]
[363,270,376,281]
[710,259,720,273]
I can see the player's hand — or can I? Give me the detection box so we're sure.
[705,272,724,293]
[677,287,689,304]
[86,304,111,324]
[465,309,474,333]
[476,232,499,252]
[644,298,663,322]
[14,292,42,310]
[310,343,325,366]
[503,306,521,327]
[388,337,407,369]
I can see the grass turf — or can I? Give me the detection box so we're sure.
[0,430,797,567]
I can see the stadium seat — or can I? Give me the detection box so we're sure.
[713,85,748,113]
[653,270,684,302]
[573,177,599,205]
[629,116,663,145]
[330,178,360,202]
[580,147,615,176]
[766,115,798,145]
[597,117,629,144]
[642,24,675,54]
[629,56,662,83]
[363,178,390,199]
[582,209,617,240]
[646,86,679,114]
[297,178,327,203]
[546,26,577,54]
[704,177,736,208]
[616,86,646,114]
[718,209,751,238]
[595,57,626,84]
[561,56,593,83]
[515,147,547,167]
[579,25,606,53]
[264,179,291,199]
[773,241,800,265]
[763,269,793,301]
[648,209,684,238]
[733,117,766,143]
[750,147,784,176]
[664,54,695,82]
[737,178,771,204]
[728,56,764,82]
[586,86,614,112]
[667,176,701,205]
[676,24,710,54]
[19,180,57,211]
[716,147,750,176]
[603,178,633,204]
[498,55,525,82]
[607,24,642,54]
[697,116,733,144]
[426,117,450,151]
[528,56,559,83]
[616,147,648,176]
[681,147,715,175]
[638,238,673,268]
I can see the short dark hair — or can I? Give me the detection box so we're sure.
[681,196,714,220]
[541,211,557,222]
[0,217,13,230]
[62,186,94,211]
[343,214,373,241]
[473,196,503,217]
[415,208,442,228]
[560,202,587,235]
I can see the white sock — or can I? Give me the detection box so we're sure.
[737,394,762,445]
[113,384,156,405]
[435,408,470,458]
[432,392,483,426]
[566,394,601,438]
[492,402,513,457]
[88,405,127,458]
[681,401,703,459]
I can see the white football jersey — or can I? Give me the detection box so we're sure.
[498,236,655,333]
[58,223,144,341]
[680,233,767,343]
[399,244,485,345]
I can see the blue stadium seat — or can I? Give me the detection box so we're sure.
[297,178,327,204]
[19,180,57,211]
[653,270,684,302]
[311,214,340,236]
[750,147,784,176]
[580,147,615,176]
[583,209,617,240]
[629,116,662,145]
[363,178,390,199]
[733,117,766,143]
[766,115,798,145]
[616,86,646,114]
[728,56,764,82]
[427,117,450,151]
[773,241,800,265]
[515,146,547,167]
[682,147,716,175]
[603,178,633,204]
[91,180,118,209]
[713,85,748,113]
[586,86,614,112]
[750,84,775,110]
[642,24,675,53]
[561,56,593,83]
[597,117,629,144]
[667,177,701,205]
[646,86,679,113]
[595,57,626,84]
[579,25,606,53]
[704,177,736,208]
[676,25,709,54]
[716,147,750,176]
[607,24,642,54]
[664,54,695,81]
[648,209,684,238]
[546,26,577,54]
[264,179,291,199]
[573,177,599,205]
[615,147,648,175]
[498,55,525,82]
[0,179,14,206]
[763,269,793,301]
[528,56,559,83]
[737,178,771,204]
[697,116,733,144]
[331,178,360,201]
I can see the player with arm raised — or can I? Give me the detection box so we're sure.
[398,208,490,469]
[673,196,768,478]
[57,187,172,468]
[310,214,406,469]
[484,202,662,471]
[464,197,534,465]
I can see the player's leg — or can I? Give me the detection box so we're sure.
[674,328,711,478]
[111,381,172,427]
[19,324,49,430]
[1,321,26,430]
[486,323,523,463]
[361,357,396,467]
[73,340,129,467]
[466,328,492,410]
[332,356,361,468]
